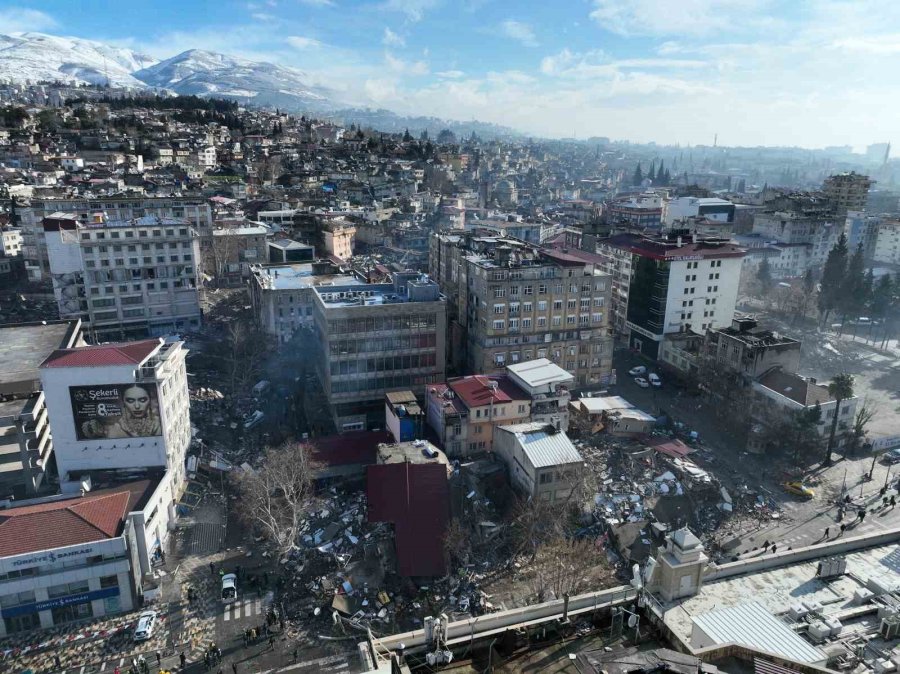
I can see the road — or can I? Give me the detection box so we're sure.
[610,347,900,558]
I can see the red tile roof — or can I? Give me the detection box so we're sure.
[0,482,151,557]
[448,375,528,409]
[367,461,449,577]
[41,339,162,369]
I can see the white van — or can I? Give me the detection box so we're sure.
[133,610,158,641]
[649,373,662,387]
[221,573,237,603]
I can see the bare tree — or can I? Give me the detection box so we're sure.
[232,441,318,557]
[848,398,877,454]
[225,321,271,394]
[528,537,614,602]
[208,229,243,284]
[443,519,473,570]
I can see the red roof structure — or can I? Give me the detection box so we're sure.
[448,375,528,409]
[367,461,449,577]
[0,480,152,557]
[41,339,162,368]
[309,431,392,467]
[643,436,693,459]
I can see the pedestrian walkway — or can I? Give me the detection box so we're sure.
[223,598,264,622]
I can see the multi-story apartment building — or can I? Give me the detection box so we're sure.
[751,211,841,276]
[664,197,735,226]
[44,213,202,341]
[596,232,745,360]
[425,358,573,457]
[823,172,873,218]
[429,233,614,388]
[605,193,664,228]
[312,272,447,432]
[845,211,881,260]
[249,261,360,343]
[18,196,212,281]
[703,316,801,380]
[2,226,23,257]
[874,220,900,264]
[0,320,83,497]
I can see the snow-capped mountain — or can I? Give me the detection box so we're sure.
[0,33,156,88]
[133,49,337,112]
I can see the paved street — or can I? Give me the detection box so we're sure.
[611,345,900,558]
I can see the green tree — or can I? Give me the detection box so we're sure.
[818,233,849,325]
[823,373,854,466]
[656,160,665,183]
[839,243,866,326]
[632,162,643,185]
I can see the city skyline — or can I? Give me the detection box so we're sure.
[1,0,899,149]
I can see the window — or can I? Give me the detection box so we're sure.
[537,317,547,327]
[523,302,532,312]
[524,285,533,295]
[509,285,519,295]
[553,300,563,310]
[540,472,553,485]
[494,353,506,366]
[493,287,505,298]
[518,404,526,413]
[552,316,562,326]
[509,318,519,330]
[538,284,547,294]
[566,315,576,325]
[537,300,547,311]
[522,317,532,328]
[592,313,603,323]
[567,299,576,309]
[492,319,505,330]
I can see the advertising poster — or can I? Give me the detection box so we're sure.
[70,383,162,440]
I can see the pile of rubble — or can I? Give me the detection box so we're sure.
[277,489,498,638]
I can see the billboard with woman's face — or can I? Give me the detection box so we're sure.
[69,383,163,439]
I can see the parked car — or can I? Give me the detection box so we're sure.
[221,573,237,604]
[628,366,647,376]
[880,448,900,464]
[784,481,815,499]
[133,610,158,641]
[243,410,265,429]
[634,377,650,388]
[649,373,662,387]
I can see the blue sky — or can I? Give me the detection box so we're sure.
[2,0,899,148]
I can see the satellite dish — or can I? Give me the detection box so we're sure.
[628,615,638,628]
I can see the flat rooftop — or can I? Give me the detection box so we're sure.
[376,440,450,467]
[662,539,900,658]
[253,264,362,291]
[0,321,76,392]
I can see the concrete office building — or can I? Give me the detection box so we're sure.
[312,273,447,432]
[44,213,202,340]
[429,233,614,388]
[249,262,359,343]
[39,338,191,512]
[597,232,745,360]
[203,225,268,284]
[18,196,212,281]
[0,475,170,637]
[0,321,83,497]
[845,211,881,260]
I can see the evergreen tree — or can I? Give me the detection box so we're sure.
[840,243,866,321]
[818,233,849,324]
[632,163,643,186]
[648,160,656,182]
[663,168,671,183]
[656,161,665,183]
[862,268,875,314]
[403,128,412,142]
[871,274,894,321]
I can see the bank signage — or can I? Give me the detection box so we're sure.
[0,586,120,618]
[6,545,96,570]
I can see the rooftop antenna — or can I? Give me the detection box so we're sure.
[713,133,718,148]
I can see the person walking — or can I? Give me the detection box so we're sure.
[115,667,121,674]
[232,663,238,674]
[210,562,216,576]
[840,523,847,536]
[269,634,276,650]
[771,544,777,553]
[180,651,187,669]
[156,652,162,667]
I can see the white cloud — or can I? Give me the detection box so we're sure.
[297,0,334,6]
[380,0,439,22]
[251,12,277,21]
[590,0,769,37]
[382,27,405,46]
[286,35,324,49]
[1,7,57,33]
[832,35,900,55]
[500,19,538,47]
[436,70,465,79]
[385,51,429,75]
